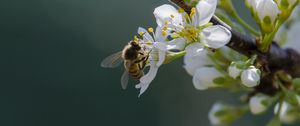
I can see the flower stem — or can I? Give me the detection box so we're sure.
[259,20,284,52]
[231,13,260,36]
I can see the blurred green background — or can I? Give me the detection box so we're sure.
[3,0,299,126]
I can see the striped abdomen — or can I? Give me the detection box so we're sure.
[128,63,144,80]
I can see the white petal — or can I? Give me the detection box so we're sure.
[155,26,167,42]
[167,38,186,51]
[228,65,242,79]
[192,67,223,90]
[249,95,269,114]
[185,43,204,57]
[138,27,154,42]
[183,50,212,76]
[196,0,217,26]
[208,103,223,126]
[153,4,183,27]
[256,0,280,22]
[241,66,261,87]
[153,42,167,51]
[201,25,232,49]
[157,49,166,67]
[135,64,159,97]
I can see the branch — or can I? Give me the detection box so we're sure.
[170,0,300,78]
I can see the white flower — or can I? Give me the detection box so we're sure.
[249,94,270,114]
[201,25,232,49]
[153,0,231,48]
[153,4,183,28]
[135,27,171,97]
[241,66,261,87]
[183,44,212,75]
[208,103,238,126]
[284,22,300,52]
[192,67,223,90]
[274,102,298,124]
[209,103,224,126]
[228,62,243,79]
[256,0,280,24]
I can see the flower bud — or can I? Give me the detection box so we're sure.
[277,0,299,20]
[241,66,261,87]
[192,67,223,90]
[249,94,271,114]
[208,103,245,126]
[228,62,244,79]
[274,102,299,124]
[256,0,281,33]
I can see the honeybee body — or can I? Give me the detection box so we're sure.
[125,61,144,79]
[101,40,149,89]
[122,40,147,80]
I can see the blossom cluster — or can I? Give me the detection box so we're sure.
[103,0,300,125]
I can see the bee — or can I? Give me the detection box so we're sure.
[101,40,149,89]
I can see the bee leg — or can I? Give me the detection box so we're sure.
[138,63,143,70]
[141,56,149,69]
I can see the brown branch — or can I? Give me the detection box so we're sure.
[170,0,300,78]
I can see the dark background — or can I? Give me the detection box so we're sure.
[3,0,299,125]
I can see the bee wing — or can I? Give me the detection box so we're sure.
[120,70,129,90]
[101,51,123,68]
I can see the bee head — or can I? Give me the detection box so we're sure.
[130,40,141,51]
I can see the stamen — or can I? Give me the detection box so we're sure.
[134,35,139,41]
[190,7,196,17]
[139,32,145,36]
[164,21,168,25]
[162,30,167,36]
[148,27,154,33]
[163,27,168,31]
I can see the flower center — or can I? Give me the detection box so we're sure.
[176,25,200,43]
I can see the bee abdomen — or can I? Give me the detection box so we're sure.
[129,69,144,80]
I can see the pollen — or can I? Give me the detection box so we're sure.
[139,32,145,36]
[134,35,139,41]
[164,21,168,25]
[176,25,200,43]
[190,7,196,17]
[162,30,167,36]
[163,27,168,31]
[148,27,154,33]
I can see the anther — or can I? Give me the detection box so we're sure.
[148,27,154,33]
[139,32,145,36]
